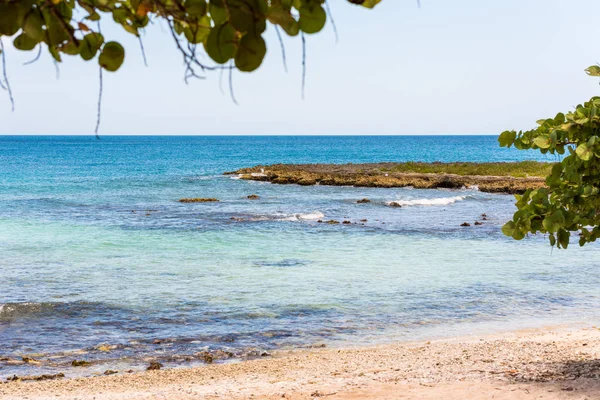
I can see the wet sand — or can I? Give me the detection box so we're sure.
[2,325,599,399]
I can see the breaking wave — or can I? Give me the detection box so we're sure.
[279,211,325,221]
[386,195,468,207]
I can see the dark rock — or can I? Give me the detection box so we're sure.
[460,222,471,227]
[360,219,368,222]
[247,194,260,200]
[146,361,163,371]
[71,360,91,367]
[7,373,64,382]
[388,202,402,208]
[153,339,162,344]
[326,220,340,225]
[317,220,323,223]
[104,370,118,375]
[212,350,234,360]
[356,198,371,204]
[178,198,219,203]
[22,357,40,364]
[342,220,351,224]
[474,221,483,226]
[196,351,214,364]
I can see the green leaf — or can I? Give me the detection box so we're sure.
[0,3,24,36]
[353,0,382,8]
[585,65,600,77]
[267,5,299,36]
[501,221,516,237]
[498,130,516,148]
[542,210,565,233]
[204,23,237,64]
[298,4,326,34]
[235,33,266,72]
[576,143,593,161]
[23,10,44,42]
[186,0,207,18]
[184,16,211,43]
[99,41,125,72]
[557,228,569,249]
[209,2,228,25]
[13,33,38,51]
[533,135,551,149]
[80,33,104,61]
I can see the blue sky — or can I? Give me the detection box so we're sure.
[1,0,600,135]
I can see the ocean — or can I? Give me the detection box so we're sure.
[1,135,598,377]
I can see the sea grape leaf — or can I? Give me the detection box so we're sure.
[99,41,125,72]
[235,33,266,72]
[204,23,237,64]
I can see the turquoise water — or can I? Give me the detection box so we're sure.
[0,135,598,377]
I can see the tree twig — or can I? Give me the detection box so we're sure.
[324,1,339,43]
[301,33,306,100]
[0,39,15,112]
[228,59,238,105]
[23,45,42,66]
[274,25,288,73]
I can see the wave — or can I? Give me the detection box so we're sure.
[279,211,325,221]
[387,195,468,207]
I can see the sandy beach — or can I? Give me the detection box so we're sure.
[2,325,599,399]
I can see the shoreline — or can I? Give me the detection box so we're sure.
[2,325,599,399]
[227,162,549,194]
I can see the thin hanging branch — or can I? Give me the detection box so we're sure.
[138,35,148,67]
[219,66,225,95]
[0,39,15,112]
[53,59,60,80]
[301,32,306,100]
[274,25,288,73]
[23,45,42,66]
[95,21,103,138]
[94,65,103,138]
[324,1,339,43]
[228,59,238,105]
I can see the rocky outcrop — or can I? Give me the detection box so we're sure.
[178,198,219,203]
[226,163,547,194]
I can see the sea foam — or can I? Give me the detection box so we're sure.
[387,195,467,207]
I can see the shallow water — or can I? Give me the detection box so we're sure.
[0,135,598,377]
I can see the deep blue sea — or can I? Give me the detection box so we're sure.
[1,135,598,377]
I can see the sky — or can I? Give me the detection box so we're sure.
[1,0,600,135]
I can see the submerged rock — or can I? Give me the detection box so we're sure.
[326,220,340,225]
[22,357,40,365]
[71,360,91,367]
[247,194,260,200]
[460,222,471,227]
[196,351,214,364]
[104,370,118,375]
[178,198,219,203]
[7,373,64,382]
[388,202,402,208]
[356,198,371,204]
[146,361,163,371]
[360,219,368,222]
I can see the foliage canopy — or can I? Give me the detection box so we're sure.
[499,66,600,249]
[0,0,380,74]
